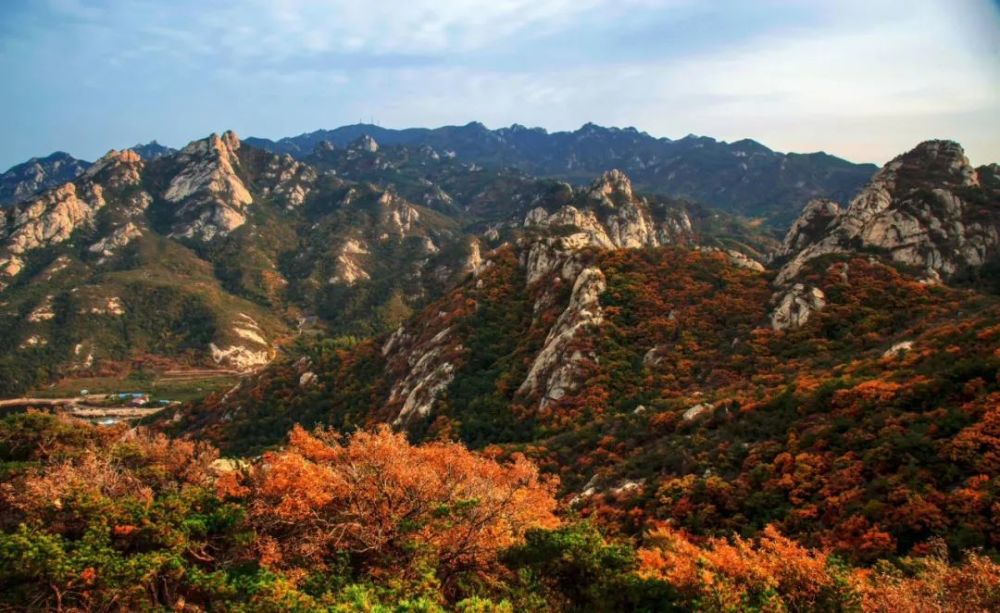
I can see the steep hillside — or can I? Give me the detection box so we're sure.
[0,132,762,396]
[248,122,878,224]
[168,140,1000,563]
[769,140,1000,331]
[0,133,480,393]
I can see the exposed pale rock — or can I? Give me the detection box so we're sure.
[20,334,47,348]
[83,149,144,187]
[351,134,379,153]
[518,266,606,409]
[26,295,55,322]
[88,222,142,258]
[4,182,102,256]
[299,371,318,387]
[522,172,694,282]
[683,402,714,421]
[260,154,317,207]
[588,169,634,203]
[0,256,24,279]
[231,314,267,346]
[88,296,125,316]
[378,191,421,238]
[776,140,1000,285]
[386,325,459,424]
[698,246,766,272]
[72,342,94,370]
[771,283,825,330]
[883,340,914,358]
[608,479,645,496]
[466,238,483,274]
[329,239,371,285]
[210,342,271,371]
[44,255,72,278]
[166,131,253,241]
[776,199,841,260]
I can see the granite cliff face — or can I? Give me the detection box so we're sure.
[521,171,698,285]
[0,149,145,291]
[163,131,255,241]
[769,140,999,330]
[776,141,999,285]
[376,169,736,423]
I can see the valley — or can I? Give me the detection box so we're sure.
[0,124,997,611]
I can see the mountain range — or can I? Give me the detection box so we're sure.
[160,136,999,571]
[1,123,998,610]
[247,122,880,225]
[3,123,880,226]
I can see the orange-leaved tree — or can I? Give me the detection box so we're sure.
[637,523,850,611]
[222,424,559,589]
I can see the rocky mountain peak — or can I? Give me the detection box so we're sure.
[875,139,978,190]
[165,131,253,241]
[350,134,379,153]
[773,139,999,300]
[83,149,144,186]
[130,140,177,160]
[313,140,336,154]
[588,169,634,203]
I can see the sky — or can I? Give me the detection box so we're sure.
[0,0,998,170]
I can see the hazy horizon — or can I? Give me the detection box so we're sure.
[1,0,998,169]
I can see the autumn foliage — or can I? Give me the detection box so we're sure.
[638,523,1000,612]
[227,424,559,588]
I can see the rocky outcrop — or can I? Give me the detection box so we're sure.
[383,321,461,425]
[207,314,272,371]
[697,246,766,272]
[770,283,826,331]
[377,190,422,239]
[210,343,271,371]
[259,153,317,208]
[775,199,841,258]
[329,239,370,285]
[88,222,143,259]
[351,134,379,153]
[523,171,694,268]
[518,266,606,409]
[26,295,55,322]
[86,296,125,316]
[883,340,914,359]
[776,141,1000,285]
[83,149,144,188]
[165,131,254,241]
[0,181,107,290]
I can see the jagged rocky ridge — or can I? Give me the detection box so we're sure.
[769,140,1000,330]
[0,130,766,394]
[0,152,91,207]
[0,132,475,389]
[247,122,878,224]
[169,168,775,444]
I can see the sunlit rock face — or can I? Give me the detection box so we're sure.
[165,131,254,241]
[776,140,1000,286]
[517,266,606,410]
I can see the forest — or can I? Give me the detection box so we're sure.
[1,412,997,611]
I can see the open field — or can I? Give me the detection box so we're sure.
[26,369,242,404]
